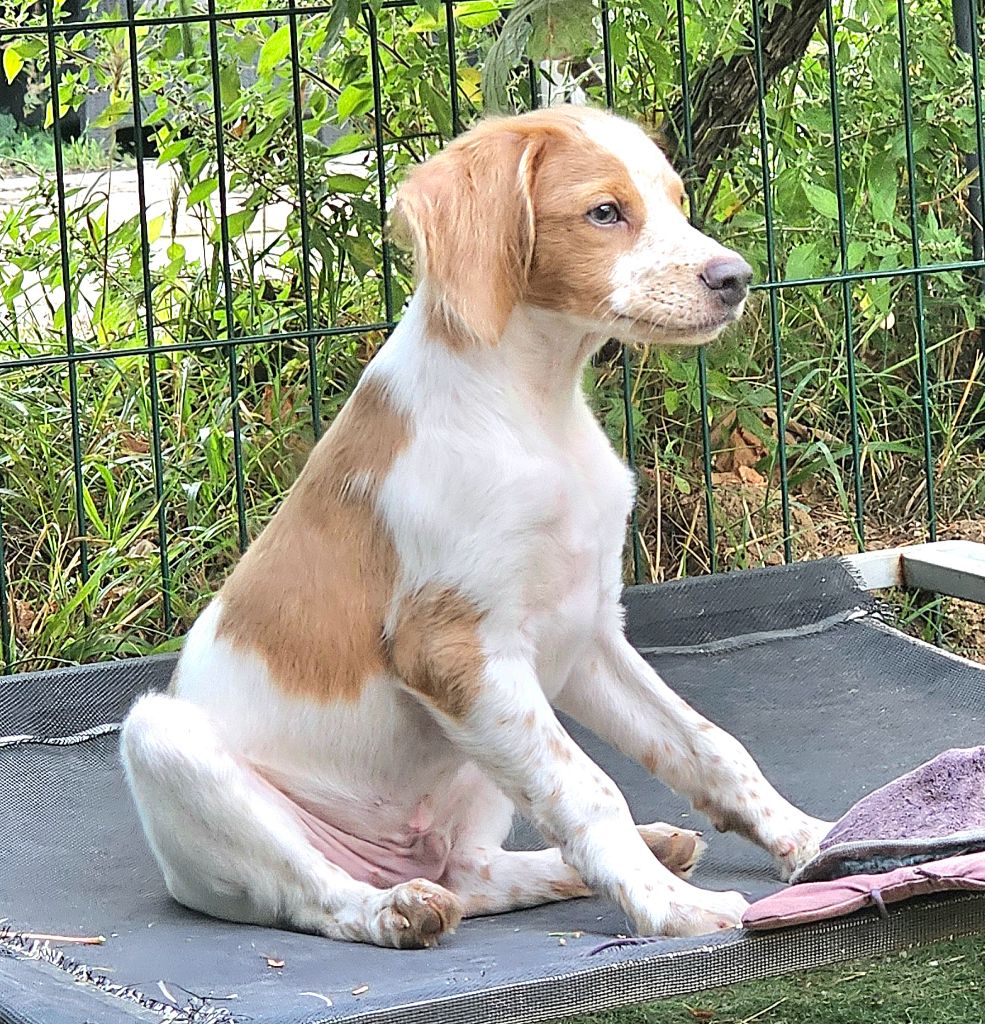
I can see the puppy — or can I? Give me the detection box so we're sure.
[122,105,829,948]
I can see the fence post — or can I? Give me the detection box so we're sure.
[952,0,985,301]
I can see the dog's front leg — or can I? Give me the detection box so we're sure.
[400,651,747,937]
[556,631,831,879]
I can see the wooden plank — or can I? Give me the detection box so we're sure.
[902,540,985,604]
[845,540,985,604]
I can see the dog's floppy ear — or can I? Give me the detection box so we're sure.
[390,123,544,347]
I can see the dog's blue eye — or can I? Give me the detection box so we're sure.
[587,203,621,226]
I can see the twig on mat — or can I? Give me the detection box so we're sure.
[18,932,106,945]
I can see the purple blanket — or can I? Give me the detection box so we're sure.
[793,746,985,884]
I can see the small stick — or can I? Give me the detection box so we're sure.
[19,932,106,945]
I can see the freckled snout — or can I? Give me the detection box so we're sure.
[700,255,753,309]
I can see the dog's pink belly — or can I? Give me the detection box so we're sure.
[253,770,452,888]
[293,800,451,887]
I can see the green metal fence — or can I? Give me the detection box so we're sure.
[0,0,983,672]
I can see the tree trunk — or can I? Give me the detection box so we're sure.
[664,0,827,183]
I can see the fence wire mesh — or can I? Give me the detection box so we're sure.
[0,0,983,671]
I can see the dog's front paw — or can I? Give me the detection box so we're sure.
[620,876,748,938]
[697,794,833,882]
[656,885,749,938]
[764,813,833,881]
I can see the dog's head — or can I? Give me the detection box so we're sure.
[390,105,752,349]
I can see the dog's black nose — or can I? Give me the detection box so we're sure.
[700,255,753,307]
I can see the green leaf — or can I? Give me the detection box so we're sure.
[157,138,191,163]
[219,65,240,108]
[325,132,368,156]
[408,9,441,31]
[188,149,210,179]
[15,37,43,61]
[92,99,132,130]
[458,1,502,29]
[867,151,898,225]
[336,82,373,120]
[412,0,499,30]
[527,0,596,60]
[609,18,629,67]
[326,173,368,194]
[3,47,23,85]
[458,66,482,104]
[161,26,182,60]
[422,80,452,138]
[146,215,165,243]
[482,0,537,113]
[324,0,352,53]
[342,232,377,271]
[257,24,291,77]
[210,208,255,241]
[785,242,822,281]
[846,240,867,270]
[862,276,891,317]
[802,182,840,221]
[186,177,218,207]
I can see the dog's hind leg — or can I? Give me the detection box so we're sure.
[441,771,705,917]
[121,692,462,948]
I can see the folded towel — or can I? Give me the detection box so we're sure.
[792,746,985,883]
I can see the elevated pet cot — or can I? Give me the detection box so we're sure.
[1,540,984,1024]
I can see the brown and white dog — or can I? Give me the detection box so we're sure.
[121,105,829,949]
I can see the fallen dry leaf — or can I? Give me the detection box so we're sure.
[265,957,285,969]
[13,600,36,636]
[119,431,151,454]
[736,464,766,486]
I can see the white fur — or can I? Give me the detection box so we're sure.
[121,110,830,948]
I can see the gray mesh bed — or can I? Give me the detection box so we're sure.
[2,556,984,1024]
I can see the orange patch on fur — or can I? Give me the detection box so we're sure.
[216,378,408,702]
[550,875,590,901]
[525,135,644,321]
[389,584,486,719]
[390,123,539,349]
[547,734,574,763]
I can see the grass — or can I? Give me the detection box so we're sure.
[0,114,118,174]
[561,937,985,1024]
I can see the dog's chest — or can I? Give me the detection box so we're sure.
[523,440,632,694]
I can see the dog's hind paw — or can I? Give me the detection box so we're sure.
[374,879,464,949]
[638,822,706,878]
